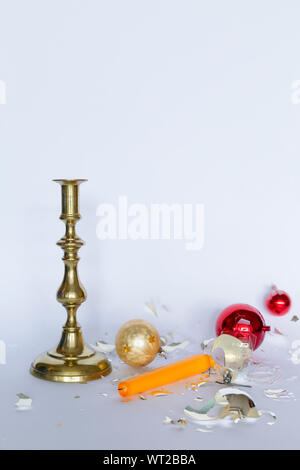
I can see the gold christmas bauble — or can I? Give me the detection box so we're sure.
[115,319,161,367]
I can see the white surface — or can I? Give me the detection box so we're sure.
[1,329,300,450]
[1,0,300,450]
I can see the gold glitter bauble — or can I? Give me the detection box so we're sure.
[115,319,161,367]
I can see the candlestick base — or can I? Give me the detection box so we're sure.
[30,345,111,383]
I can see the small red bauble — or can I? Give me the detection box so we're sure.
[265,286,291,316]
[215,303,270,350]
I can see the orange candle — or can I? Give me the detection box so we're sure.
[118,354,216,397]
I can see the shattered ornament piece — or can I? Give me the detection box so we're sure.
[185,388,263,429]
[201,338,214,351]
[184,399,216,422]
[264,388,294,400]
[211,334,252,379]
[160,336,168,346]
[151,390,173,397]
[274,328,285,336]
[289,340,300,365]
[94,340,115,353]
[215,388,260,420]
[265,285,291,316]
[16,393,32,409]
[258,409,277,425]
[158,349,167,359]
[115,319,161,367]
[163,416,186,426]
[145,301,158,318]
[161,340,190,353]
[196,427,213,433]
[246,362,281,385]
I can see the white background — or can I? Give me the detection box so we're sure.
[1,0,300,450]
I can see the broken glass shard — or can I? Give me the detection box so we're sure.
[94,341,115,353]
[16,393,32,409]
[211,334,252,372]
[161,340,190,353]
[215,388,259,420]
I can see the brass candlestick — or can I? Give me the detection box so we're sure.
[30,179,111,383]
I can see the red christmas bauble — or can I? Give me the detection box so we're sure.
[215,303,270,350]
[265,286,291,316]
